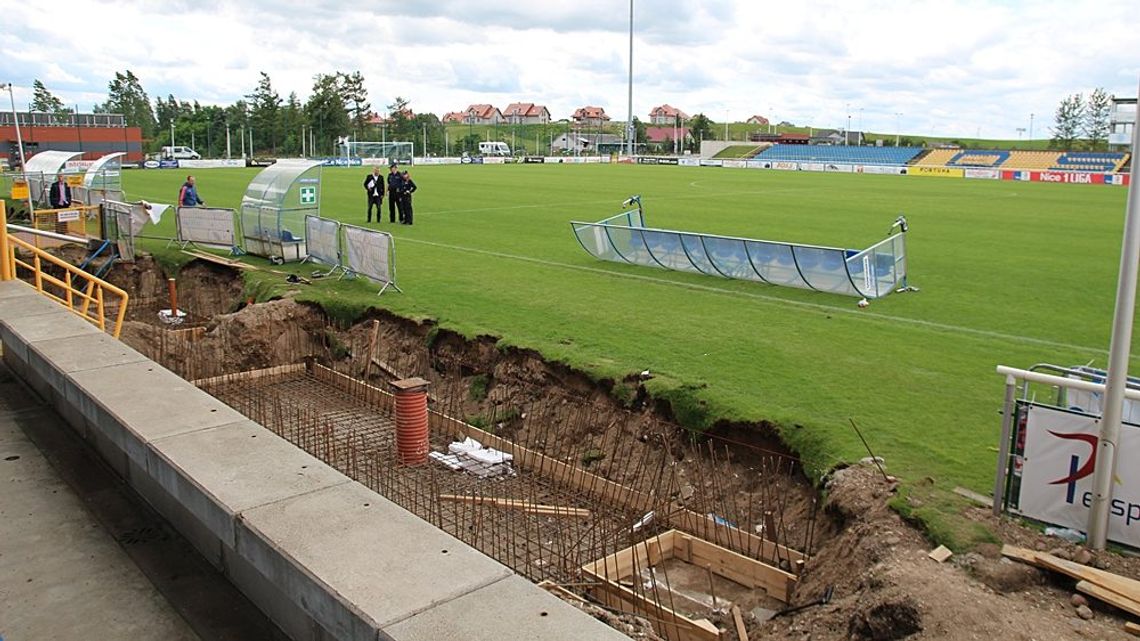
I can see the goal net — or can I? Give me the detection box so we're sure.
[342,141,414,165]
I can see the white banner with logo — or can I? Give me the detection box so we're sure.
[721,159,747,169]
[176,207,238,249]
[1015,404,1140,548]
[342,224,396,292]
[854,165,907,175]
[179,159,247,169]
[678,157,700,166]
[964,168,1000,180]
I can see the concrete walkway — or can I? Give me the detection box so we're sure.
[0,358,284,641]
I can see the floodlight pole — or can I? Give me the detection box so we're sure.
[3,83,34,216]
[626,0,634,157]
[895,112,902,147]
[1086,78,1140,550]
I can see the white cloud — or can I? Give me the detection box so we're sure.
[0,0,1136,139]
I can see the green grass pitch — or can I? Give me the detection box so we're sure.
[123,164,1133,493]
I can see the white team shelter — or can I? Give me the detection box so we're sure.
[239,159,323,263]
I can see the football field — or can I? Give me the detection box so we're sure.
[124,164,1133,491]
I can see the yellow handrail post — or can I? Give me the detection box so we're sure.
[0,199,11,281]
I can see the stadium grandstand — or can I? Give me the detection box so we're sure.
[914,149,1130,172]
[752,144,923,166]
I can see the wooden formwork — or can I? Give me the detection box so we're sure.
[583,529,792,641]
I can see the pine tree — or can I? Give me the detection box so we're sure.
[1083,88,1112,151]
[29,80,70,122]
[339,71,370,135]
[1050,93,1084,150]
[304,74,350,155]
[99,70,156,138]
[246,72,282,154]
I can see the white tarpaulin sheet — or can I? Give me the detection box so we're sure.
[304,215,341,268]
[342,224,395,291]
[177,207,237,248]
[1015,404,1140,548]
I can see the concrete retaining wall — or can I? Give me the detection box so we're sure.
[0,280,629,641]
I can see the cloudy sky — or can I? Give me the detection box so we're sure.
[1,0,1137,139]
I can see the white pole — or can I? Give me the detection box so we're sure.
[226,123,232,159]
[626,0,634,157]
[1087,77,1140,550]
[4,83,34,215]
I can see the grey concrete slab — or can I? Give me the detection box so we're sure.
[0,307,92,364]
[147,420,350,547]
[238,482,513,641]
[385,574,633,641]
[0,395,199,641]
[0,289,75,324]
[66,360,249,466]
[0,279,39,300]
[225,544,327,641]
[28,331,148,376]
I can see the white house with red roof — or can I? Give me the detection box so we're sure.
[463,104,504,125]
[572,106,610,127]
[649,104,689,125]
[502,103,551,124]
[746,115,770,126]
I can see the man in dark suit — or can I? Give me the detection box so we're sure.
[363,166,384,223]
[49,173,72,208]
[386,162,402,223]
[397,170,417,225]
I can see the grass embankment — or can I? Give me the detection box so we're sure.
[126,165,1132,548]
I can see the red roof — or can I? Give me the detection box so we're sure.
[503,102,548,118]
[465,104,499,119]
[442,111,466,123]
[573,106,609,121]
[649,104,689,120]
[645,126,690,143]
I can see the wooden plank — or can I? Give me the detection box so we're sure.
[928,545,953,563]
[438,494,592,518]
[999,544,1040,566]
[182,249,255,270]
[191,362,305,388]
[681,533,795,603]
[1034,553,1140,602]
[731,604,749,641]
[1124,621,1140,637]
[582,534,670,581]
[583,568,721,641]
[670,510,806,568]
[1077,580,1140,618]
[431,408,659,514]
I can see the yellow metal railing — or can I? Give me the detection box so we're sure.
[1,199,129,338]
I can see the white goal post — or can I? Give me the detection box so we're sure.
[340,141,414,165]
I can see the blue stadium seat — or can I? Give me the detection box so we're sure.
[1052,152,1128,173]
[753,144,923,166]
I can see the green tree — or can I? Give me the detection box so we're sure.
[98,70,156,138]
[387,96,414,141]
[30,80,70,122]
[246,72,282,154]
[687,113,713,152]
[1050,93,1084,150]
[1083,87,1112,151]
[279,92,304,156]
[305,73,350,155]
[339,71,370,136]
[632,116,647,146]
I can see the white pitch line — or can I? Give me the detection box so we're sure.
[419,187,808,217]
[400,237,1109,355]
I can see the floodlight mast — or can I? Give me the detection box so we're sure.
[3,83,34,216]
[1086,77,1140,550]
[626,0,634,157]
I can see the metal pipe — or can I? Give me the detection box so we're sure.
[992,374,1017,516]
[6,222,87,244]
[1088,77,1140,550]
[994,365,1140,402]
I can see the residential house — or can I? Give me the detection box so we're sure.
[365,107,413,126]
[648,104,689,125]
[442,111,466,124]
[572,106,610,127]
[645,126,691,148]
[502,103,551,124]
[464,104,504,125]
[746,115,770,126]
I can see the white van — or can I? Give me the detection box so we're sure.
[478,141,511,156]
[162,145,201,160]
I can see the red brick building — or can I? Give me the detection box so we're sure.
[1,112,143,166]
